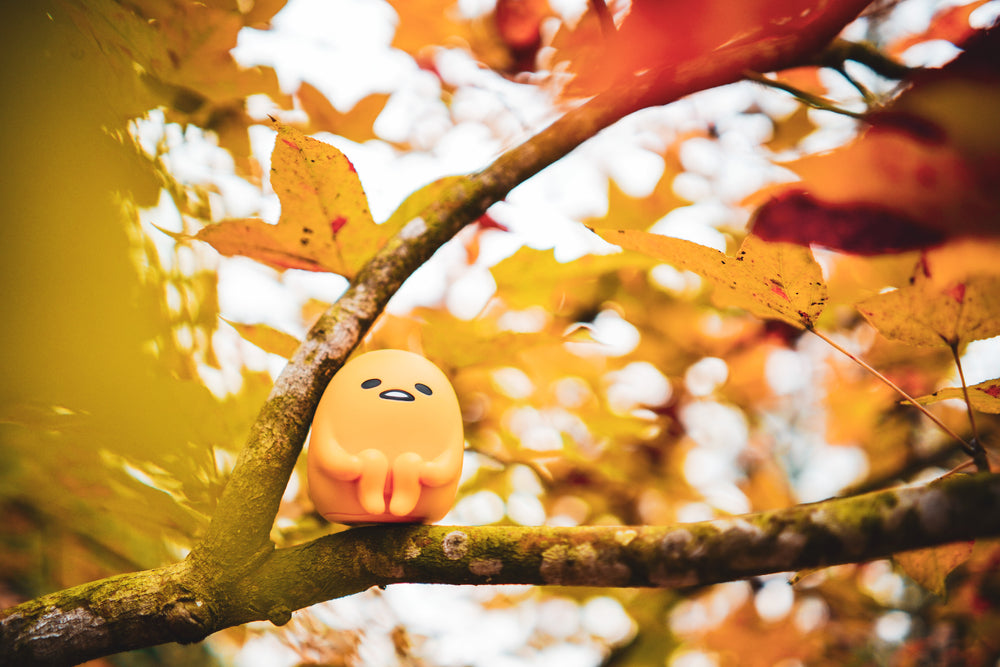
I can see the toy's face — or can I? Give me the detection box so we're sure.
[315,349,464,463]
[323,350,458,441]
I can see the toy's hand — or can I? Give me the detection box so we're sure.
[313,439,364,482]
[419,442,464,487]
[356,449,390,515]
[388,452,424,516]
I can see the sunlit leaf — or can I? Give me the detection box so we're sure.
[895,541,974,596]
[584,148,690,232]
[765,103,819,154]
[195,120,385,277]
[490,246,652,315]
[223,319,301,358]
[297,83,390,144]
[857,268,1000,348]
[915,379,1000,414]
[591,229,827,328]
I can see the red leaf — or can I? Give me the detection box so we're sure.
[751,190,945,255]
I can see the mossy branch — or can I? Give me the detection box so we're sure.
[5,473,1000,665]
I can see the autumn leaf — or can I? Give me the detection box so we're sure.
[765,103,819,154]
[890,0,992,55]
[857,270,1000,348]
[385,0,514,72]
[223,319,301,359]
[195,120,386,277]
[915,379,1000,414]
[584,146,690,231]
[591,229,827,329]
[895,541,975,597]
[751,29,1000,253]
[297,83,390,144]
[551,0,852,98]
[490,246,653,315]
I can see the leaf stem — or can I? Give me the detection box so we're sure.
[809,327,972,450]
[816,38,915,81]
[744,70,867,119]
[950,343,990,472]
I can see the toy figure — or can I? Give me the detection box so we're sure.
[307,349,464,523]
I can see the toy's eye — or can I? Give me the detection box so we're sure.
[361,378,381,389]
[415,383,433,396]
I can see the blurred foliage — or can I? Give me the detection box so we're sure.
[4,0,1000,666]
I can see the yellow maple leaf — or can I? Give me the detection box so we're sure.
[223,319,301,359]
[591,229,827,328]
[857,269,1000,348]
[916,378,1000,414]
[195,120,386,277]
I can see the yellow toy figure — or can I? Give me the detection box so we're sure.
[307,349,464,523]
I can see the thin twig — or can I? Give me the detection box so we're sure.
[816,38,915,81]
[809,327,972,450]
[745,70,867,119]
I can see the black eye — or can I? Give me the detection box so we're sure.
[414,383,432,396]
[361,378,381,389]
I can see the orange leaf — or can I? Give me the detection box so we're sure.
[297,83,390,144]
[891,0,992,56]
[591,230,827,329]
[895,541,974,596]
[553,0,849,98]
[195,120,385,277]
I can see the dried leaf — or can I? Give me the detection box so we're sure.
[223,319,301,358]
[915,379,1000,414]
[591,229,827,328]
[895,541,974,596]
[195,120,385,277]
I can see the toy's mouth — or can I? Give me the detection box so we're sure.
[379,389,415,402]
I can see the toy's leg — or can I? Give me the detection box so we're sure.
[356,449,389,515]
[388,452,423,517]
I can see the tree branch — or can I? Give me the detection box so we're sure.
[6,473,999,665]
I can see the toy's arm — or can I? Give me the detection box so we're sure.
[310,421,364,481]
[419,436,465,487]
